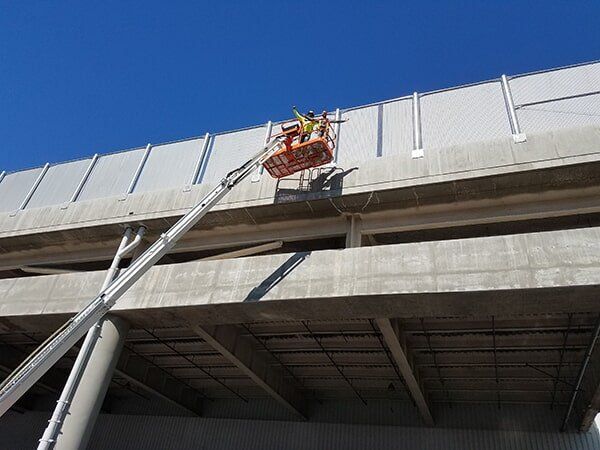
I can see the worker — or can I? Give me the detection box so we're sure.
[292,106,318,142]
[317,111,330,137]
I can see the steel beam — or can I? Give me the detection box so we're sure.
[375,318,434,426]
[115,347,203,416]
[190,323,306,419]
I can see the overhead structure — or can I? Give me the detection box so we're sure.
[0,129,336,417]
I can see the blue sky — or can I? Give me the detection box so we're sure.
[1,1,598,172]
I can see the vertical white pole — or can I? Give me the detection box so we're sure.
[188,133,211,188]
[19,163,50,210]
[333,108,342,163]
[501,75,527,143]
[126,143,152,195]
[411,92,424,159]
[251,121,273,182]
[68,154,98,204]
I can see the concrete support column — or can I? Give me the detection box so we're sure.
[54,315,129,450]
[345,214,363,248]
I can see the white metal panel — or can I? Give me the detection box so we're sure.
[77,148,145,201]
[336,106,379,167]
[381,99,413,157]
[511,62,600,106]
[25,158,92,209]
[517,93,600,134]
[199,127,266,184]
[133,138,204,193]
[0,167,43,213]
[421,82,511,150]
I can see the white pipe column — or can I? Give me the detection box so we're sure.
[501,75,527,143]
[38,227,144,450]
[53,315,129,450]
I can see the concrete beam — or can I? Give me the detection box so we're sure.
[0,125,599,243]
[375,318,434,426]
[1,227,600,327]
[201,241,283,261]
[2,182,599,275]
[190,324,306,419]
[115,347,203,416]
[0,217,346,272]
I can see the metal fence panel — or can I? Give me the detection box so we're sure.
[421,82,510,150]
[199,127,266,184]
[517,93,600,134]
[25,158,92,209]
[511,62,600,106]
[77,148,144,201]
[133,138,204,193]
[0,167,43,213]
[381,99,413,158]
[336,106,379,167]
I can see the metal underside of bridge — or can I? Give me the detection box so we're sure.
[2,61,600,449]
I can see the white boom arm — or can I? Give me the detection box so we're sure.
[0,137,286,417]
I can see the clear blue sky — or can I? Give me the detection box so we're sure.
[1,1,598,172]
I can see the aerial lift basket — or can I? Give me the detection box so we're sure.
[262,121,336,178]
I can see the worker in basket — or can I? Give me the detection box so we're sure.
[292,106,318,142]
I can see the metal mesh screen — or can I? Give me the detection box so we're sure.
[26,159,92,209]
[511,63,600,106]
[420,82,511,150]
[381,98,413,158]
[133,138,205,193]
[336,106,379,167]
[517,93,600,134]
[198,127,266,184]
[77,148,145,201]
[0,167,43,213]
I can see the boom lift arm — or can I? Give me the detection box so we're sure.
[0,136,288,417]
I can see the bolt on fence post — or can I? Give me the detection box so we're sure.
[412,92,424,159]
[252,121,273,183]
[501,75,527,143]
[185,133,211,191]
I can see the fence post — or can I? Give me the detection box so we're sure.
[333,108,342,162]
[123,143,152,198]
[185,133,211,191]
[412,92,424,159]
[501,75,527,143]
[251,121,273,183]
[63,154,99,208]
[17,163,50,212]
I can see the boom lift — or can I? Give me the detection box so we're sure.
[0,119,339,417]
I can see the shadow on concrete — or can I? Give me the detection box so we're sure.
[243,251,311,302]
[274,166,358,204]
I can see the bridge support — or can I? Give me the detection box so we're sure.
[53,315,129,450]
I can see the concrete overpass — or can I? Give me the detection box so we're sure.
[1,61,600,449]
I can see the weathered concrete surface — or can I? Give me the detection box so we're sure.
[0,226,599,328]
[0,125,599,241]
